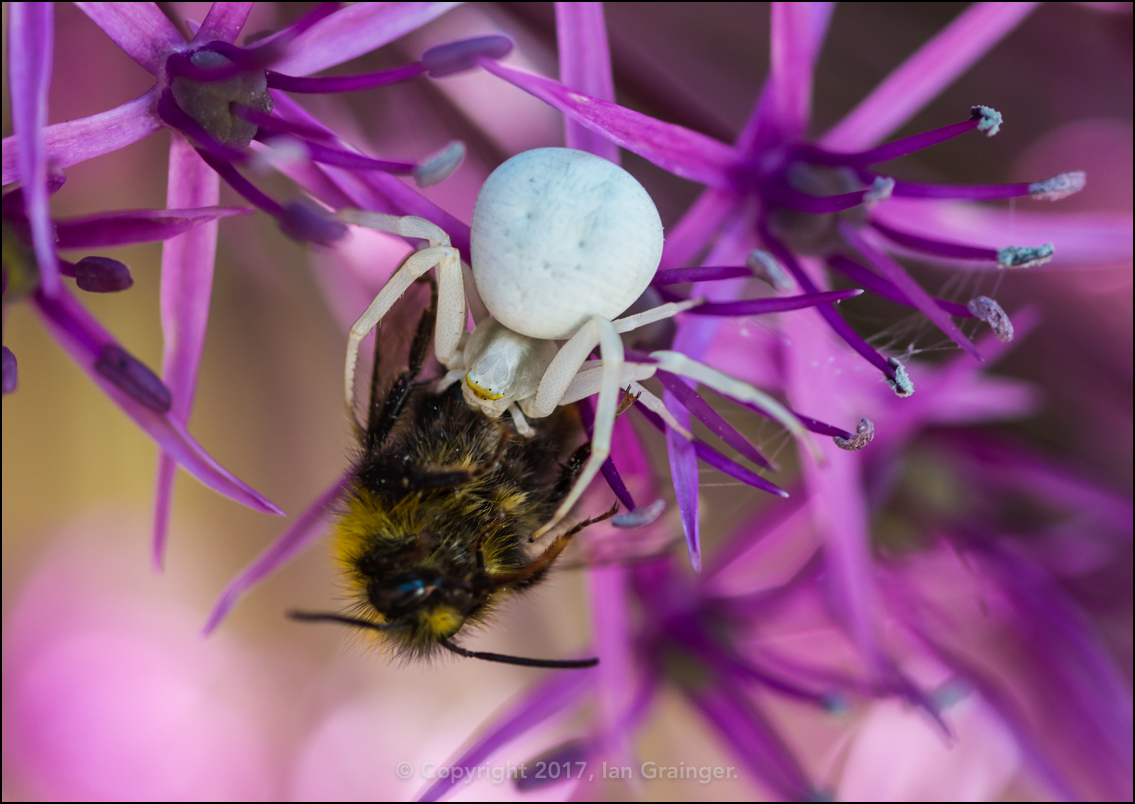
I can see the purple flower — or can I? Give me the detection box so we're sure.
[4,3,285,551]
[3,3,521,566]
[5,4,1129,801]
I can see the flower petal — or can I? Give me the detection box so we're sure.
[418,670,593,802]
[30,285,283,518]
[191,2,252,46]
[822,3,1039,151]
[8,2,59,297]
[782,308,886,676]
[203,474,351,634]
[664,391,703,571]
[555,2,620,163]
[270,2,459,78]
[53,206,251,249]
[152,136,223,571]
[769,3,819,139]
[479,59,745,188]
[1,89,163,185]
[75,1,185,75]
[686,679,817,799]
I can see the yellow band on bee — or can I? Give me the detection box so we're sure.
[466,375,503,400]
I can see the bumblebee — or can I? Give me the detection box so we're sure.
[292,279,612,668]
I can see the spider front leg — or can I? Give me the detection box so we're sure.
[526,316,625,541]
[339,211,466,411]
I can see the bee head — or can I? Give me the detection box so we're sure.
[368,569,477,641]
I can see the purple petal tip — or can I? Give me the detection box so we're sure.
[94,344,172,413]
[2,346,17,394]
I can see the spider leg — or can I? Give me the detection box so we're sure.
[527,317,624,541]
[649,350,822,461]
[611,297,702,333]
[340,212,466,410]
[557,363,692,439]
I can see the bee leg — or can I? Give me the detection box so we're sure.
[363,278,439,455]
[485,503,618,589]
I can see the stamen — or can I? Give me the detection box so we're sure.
[972,105,1002,137]
[760,227,898,380]
[293,139,416,174]
[833,418,874,451]
[1028,171,1086,201]
[95,344,173,413]
[266,62,426,93]
[869,220,997,261]
[654,265,750,284]
[73,256,133,293]
[612,499,665,529]
[827,254,971,317]
[746,249,793,291]
[413,141,466,187]
[997,243,1054,269]
[2,346,16,394]
[658,287,861,316]
[194,147,284,215]
[886,357,914,397]
[422,35,514,78]
[790,107,998,167]
[966,296,1014,342]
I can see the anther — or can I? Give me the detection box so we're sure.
[74,256,133,293]
[2,346,17,395]
[997,243,1054,269]
[971,106,1002,137]
[746,249,794,292]
[413,141,466,187]
[886,357,914,397]
[966,296,1013,342]
[863,176,894,209]
[279,200,347,246]
[1028,171,1086,201]
[421,35,514,78]
[833,418,874,451]
[94,344,173,413]
[612,498,665,529]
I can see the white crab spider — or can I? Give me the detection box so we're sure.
[340,148,814,541]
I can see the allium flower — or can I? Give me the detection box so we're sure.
[4,4,276,521]
[3,2,520,566]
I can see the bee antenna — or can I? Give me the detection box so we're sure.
[439,638,598,669]
[287,610,403,632]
